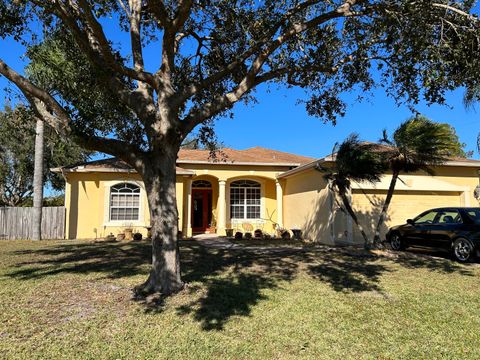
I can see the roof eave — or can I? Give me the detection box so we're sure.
[443,160,480,168]
[277,158,326,179]
[177,160,302,167]
[277,158,480,179]
[50,167,195,176]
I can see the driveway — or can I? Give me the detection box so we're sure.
[193,235,480,265]
[192,234,309,254]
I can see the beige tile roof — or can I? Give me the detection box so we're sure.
[51,147,314,174]
[178,146,314,165]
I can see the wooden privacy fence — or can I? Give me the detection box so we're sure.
[0,207,65,240]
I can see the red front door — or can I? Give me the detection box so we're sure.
[192,189,212,233]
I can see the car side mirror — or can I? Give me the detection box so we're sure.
[406,219,414,225]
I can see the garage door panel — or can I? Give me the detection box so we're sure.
[351,190,463,240]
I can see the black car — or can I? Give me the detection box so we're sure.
[386,207,480,262]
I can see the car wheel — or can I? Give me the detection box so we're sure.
[452,238,475,263]
[390,233,405,251]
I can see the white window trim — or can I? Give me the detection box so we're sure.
[227,178,266,224]
[103,180,148,227]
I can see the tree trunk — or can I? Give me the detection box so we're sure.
[137,150,183,296]
[32,118,44,241]
[373,171,399,246]
[338,190,370,249]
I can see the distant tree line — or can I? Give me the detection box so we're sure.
[0,105,89,207]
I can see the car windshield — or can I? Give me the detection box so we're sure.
[465,209,480,223]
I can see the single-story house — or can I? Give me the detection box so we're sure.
[53,146,480,244]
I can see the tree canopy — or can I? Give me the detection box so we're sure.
[0,1,479,159]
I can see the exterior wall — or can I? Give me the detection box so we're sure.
[64,162,480,242]
[65,172,186,239]
[65,163,289,239]
[283,168,340,244]
[283,165,480,245]
[181,163,287,235]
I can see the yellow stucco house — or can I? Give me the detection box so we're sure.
[54,146,480,245]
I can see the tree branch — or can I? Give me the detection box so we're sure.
[180,0,365,133]
[432,3,478,22]
[0,59,71,135]
[129,0,145,71]
[117,0,131,17]
[158,0,193,86]
[174,0,364,108]
[146,0,170,27]
[74,134,146,171]
[0,59,144,169]
[51,0,157,87]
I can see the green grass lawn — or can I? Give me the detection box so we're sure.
[1,239,479,359]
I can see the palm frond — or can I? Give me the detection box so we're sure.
[379,129,391,145]
[391,116,463,173]
[334,133,388,185]
[464,85,480,110]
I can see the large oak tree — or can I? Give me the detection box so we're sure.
[0,0,479,295]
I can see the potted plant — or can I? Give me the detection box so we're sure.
[275,226,290,239]
[124,222,133,240]
[206,215,217,234]
[105,233,116,242]
[225,228,234,237]
[291,227,302,240]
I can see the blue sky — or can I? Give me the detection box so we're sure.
[212,85,479,159]
[1,12,479,162]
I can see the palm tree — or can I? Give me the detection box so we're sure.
[319,134,388,248]
[373,116,465,246]
[32,117,44,241]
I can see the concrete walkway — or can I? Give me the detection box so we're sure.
[192,234,241,249]
[192,234,307,254]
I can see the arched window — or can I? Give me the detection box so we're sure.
[110,183,140,221]
[192,180,212,188]
[230,180,261,220]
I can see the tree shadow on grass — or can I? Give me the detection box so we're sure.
[307,253,389,293]
[176,246,302,330]
[391,247,476,276]
[8,241,152,280]
[177,274,274,330]
[6,240,476,331]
